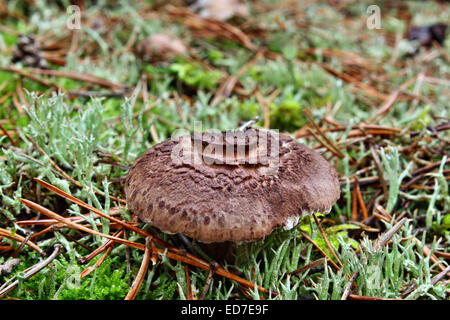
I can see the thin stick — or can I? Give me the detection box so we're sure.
[304,109,344,158]
[0,123,16,146]
[19,208,122,227]
[185,265,194,300]
[0,228,45,256]
[341,271,360,300]
[413,238,447,273]
[11,233,31,258]
[55,229,93,252]
[354,177,368,220]
[373,212,391,223]
[431,266,450,286]
[125,237,152,300]
[80,245,114,278]
[287,258,326,276]
[374,218,408,250]
[0,65,60,90]
[351,187,358,221]
[434,250,450,259]
[312,214,343,268]
[29,226,54,240]
[0,244,62,298]
[0,66,124,90]
[300,231,340,271]
[78,229,124,265]
[200,262,217,300]
[0,246,14,252]
[375,204,393,222]
[307,128,344,160]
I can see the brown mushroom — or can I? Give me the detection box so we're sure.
[125,128,340,261]
[135,33,187,63]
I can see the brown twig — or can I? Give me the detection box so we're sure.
[341,271,360,300]
[0,65,59,90]
[21,198,145,250]
[79,229,124,265]
[0,124,17,146]
[300,231,340,271]
[10,66,124,90]
[125,237,152,300]
[304,109,345,159]
[413,238,447,273]
[354,177,368,220]
[11,233,31,258]
[0,228,45,256]
[200,262,218,300]
[80,246,114,278]
[0,244,62,298]
[351,186,358,221]
[185,265,194,300]
[287,258,326,277]
[312,213,343,268]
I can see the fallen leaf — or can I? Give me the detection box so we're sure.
[135,33,187,63]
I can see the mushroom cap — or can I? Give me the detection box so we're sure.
[125,129,340,243]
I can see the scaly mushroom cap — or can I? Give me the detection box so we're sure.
[125,129,340,243]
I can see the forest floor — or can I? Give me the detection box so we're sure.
[0,0,449,300]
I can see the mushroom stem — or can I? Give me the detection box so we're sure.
[198,241,237,264]
[177,233,213,262]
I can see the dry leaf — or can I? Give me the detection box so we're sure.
[135,33,187,63]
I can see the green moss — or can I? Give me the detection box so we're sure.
[269,98,306,132]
